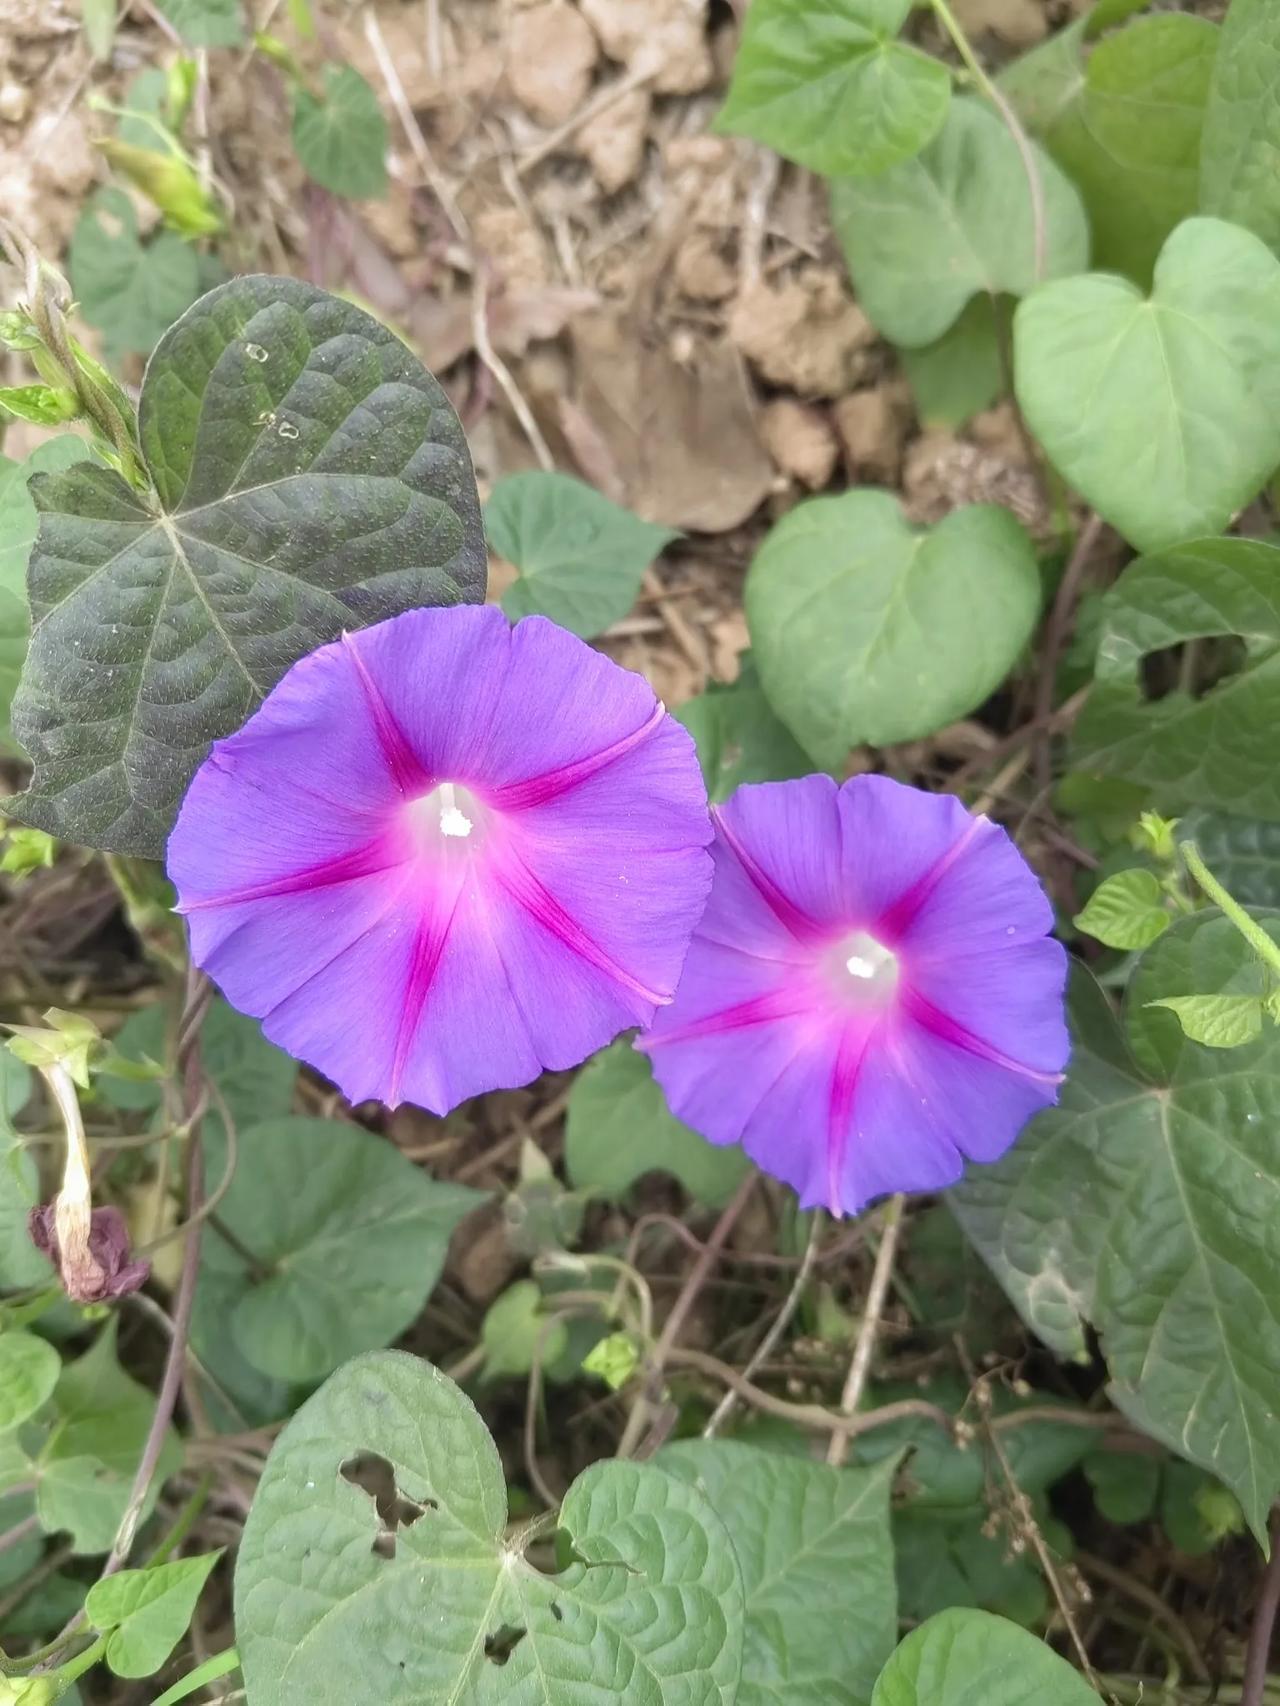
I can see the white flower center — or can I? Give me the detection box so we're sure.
[436,782,473,838]
[826,930,899,1007]
[405,781,483,850]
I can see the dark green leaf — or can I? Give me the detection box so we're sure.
[235,1351,745,1703]
[745,491,1040,767]
[202,1117,481,1383]
[1072,538,1280,819]
[1015,220,1280,553]
[831,97,1088,346]
[1084,1449,1160,1523]
[565,1039,750,1208]
[1178,813,1280,909]
[660,1442,897,1706]
[87,1552,222,1678]
[716,0,950,177]
[292,65,388,200]
[489,471,677,639]
[870,1609,1100,1704]
[1201,0,1280,254]
[68,188,203,362]
[1073,869,1169,950]
[153,0,243,47]
[951,918,1280,1542]
[893,1514,1048,1628]
[1160,1460,1245,1553]
[898,296,1005,429]
[102,996,296,1129]
[7,274,486,856]
[673,656,815,804]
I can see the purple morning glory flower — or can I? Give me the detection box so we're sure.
[639,774,1069,1216]
[167,606,713,1113]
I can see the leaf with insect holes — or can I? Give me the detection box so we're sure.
[951,916,1280,1543]
[68,189,203,362]
[660,1442,898,1706]
[1201,0,1280,254]
[1073,869,1170,950]
[5,274,485,857]
[1015,219,1280,553]
[200,1118,482,1385]
[830,97,1088,346]
[293,65,388,200]
[1072,537,1280,820]
[234,1351,744,1704]
[0,1333,59,1432]
[716,0,950,178]
[87,1553,223,1679]
[489,471,678,639]
[745,490,1041,767]
[566,1039,750,1207]
[870,1609,1100,1706]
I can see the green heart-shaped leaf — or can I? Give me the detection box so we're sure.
[716,0,950,177]
[831,97,1088,346]
[952,918,1280,1542]
[68,187,202,362]
[871,1609,1099,1705]
[1014,217,1280,552]
[745,490,1040,767]
[234,1351,745,1704]
[1200,0,1280,253]
[87,1553,222,1678]
[6,274,486,856]
[292,65,388,200]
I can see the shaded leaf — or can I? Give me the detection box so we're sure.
[1073,869,1169,950]
[717,0,950,177]
[481,1280,568,1380]
[489,471,677,639]
[565,1039,750,1208]
[831,97,1088,346]
[1015,219,1280,552]
[951,918,1280,1542]
[871,1608,1099,1704]
[1178,812,1280,909]
[1072,537,1280,820]
[1201,0,1280,254]
[68,188,202,362]
[899,296,1006,429]
[0,1333,59,1432]
[674,656,815,804]
[745,491,1040,767]
[153,0,243,46]
[87,1553,222,1678]
[293,65,388,200]
[202,1117,481,1384]
[102,995,296,1130]
[660,1441,897,1706]
[235,1351,744,1703]
[6,274,486,856]
[1083,1449,1160,1524]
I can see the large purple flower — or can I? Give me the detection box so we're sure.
[640,775,1069,1215]
[167,606,713,1113]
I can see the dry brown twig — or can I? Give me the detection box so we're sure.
[827,1194,905,1467]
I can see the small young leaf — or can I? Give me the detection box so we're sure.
[68,188,202,361]
[292,65,388,199]
[1148,993,1265,1049]
[1073,869,1169,950]
[1015,218,1280,553]
[488,471,678,639]
[565,1039,750,1208]
[1201,0,1280,254]
[899,296,1006,429]
[673,656,814,804]
[234,1351,745,1703]
[152,0,243,47]
[581,1330,640,1391]
[716,0,950,177]
[1084,1449,1160,1524]
[0,1334,60,1432]
[6,274,486,857]
[1161,1460,1246,1554]
[480,1281,568,1380]
[86,1553,222,1678]
[660,1442,898,1706]
[745,490,1040,767]
[0,387,79,427]
[202,1117,482,1383]
[871,1608,1099,1705]
[831,97,1088,346]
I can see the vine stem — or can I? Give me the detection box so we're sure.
[1181,843,1280,983]
[927,0,1047,281]
[827,1194,904,1467]
[1033,512,1104,794]
[1243,1507,1280,1706]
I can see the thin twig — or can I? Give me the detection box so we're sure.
[517,62,656,176]
[362,9,468,242]
[1243,1506,1280,1706]
[618,1173,757,1459]
[669,1347,953,1438]
[704,1211,823,1438]
[1076,1550,1209,1685]
[827,1195,904,1467]
[1033,512,1105,794]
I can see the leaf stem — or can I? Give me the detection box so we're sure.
[927,0,1047,280]
[1243,1506,1280,1706]
[1181,842,1280,983]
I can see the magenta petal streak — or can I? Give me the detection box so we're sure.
[641,773,1070,1216]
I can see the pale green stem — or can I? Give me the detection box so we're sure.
[1181,842,1280,983]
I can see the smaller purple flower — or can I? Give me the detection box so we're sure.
[640,774,1069,1216]
[167,605,712,1114]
